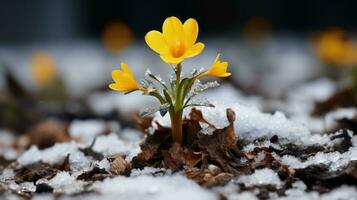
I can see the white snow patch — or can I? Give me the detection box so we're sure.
[119,128,143,143]
[90,174,217,200]
[47,172,85,195]
[92,133,141,161]
[324,108,357,130]
[153,102,329,145]
[271,182,357,200]
[235,169,282,187]
[68,120,108,144]
[277,147,357,171]
[87,91,157,118]
[214,182,259,200]
[0,130,15,145]
[130,167,171,177]
[0,168,14,181]
[243,141,282,152]
[17,142,79,166]
[200,84,263,110]
[97,158,111,172]
[287,78,336,106]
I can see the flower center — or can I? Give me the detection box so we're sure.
[170,41,186,58]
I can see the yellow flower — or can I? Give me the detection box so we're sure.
[145,16,205,64]
[200,54,231,78]
[31,51,56,86]
[109,63,145,93]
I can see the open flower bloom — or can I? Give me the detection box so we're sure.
[109,63,145,93]
[200,54,231,78]
[145,16,205,64]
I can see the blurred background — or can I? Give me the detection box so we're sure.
[1,0,357,42]
[1,0,357,132]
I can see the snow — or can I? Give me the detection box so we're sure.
[119,128,143,143]
[68,150,93,172]
[267,78,338,133]
[46,172,85,195]
[152,102,330,145]
[0,168,14,182]
[324,108,357,129]
[276,146,357,171]
[87,91,158,118]
[17,142,79,166]
[214,182,259,200]
[201,84,263,110]
[0,130,15,145]
[286,78,336,109]
[68,120,108,144]
[272,182,357,200]
[92,133,141,161]
[89,174,217,200]
[130,167,171,177]
[15,142,93,172]
[17,141,92,171]
[97,158,111,172]
[17,131,141,167]
[0,130,18,160]
[0,148,18,160]
[32,195,55,200]
[243,140,282,152]
[235,169,282,187]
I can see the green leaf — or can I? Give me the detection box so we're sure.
[163,89,173,106]
[148,91,166,104]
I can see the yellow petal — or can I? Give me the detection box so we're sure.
[160,54,184,64]
[184,42,205,58]
[145,30,170,54]
[162,16,184,45]
[120,63,133,75]
[112,70,123,82]
[219,72,231,77]
[183,18,198,47]
[109,83,126,92]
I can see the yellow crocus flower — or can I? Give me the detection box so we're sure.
[145,16,205,64]
[200,54,231,78]
[31,51,56,86]
[109,63,145,93]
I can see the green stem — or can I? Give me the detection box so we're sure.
[174,63,182,111]
[169,109,183,145]
[169,62,183,145]
[175,63,182,89]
